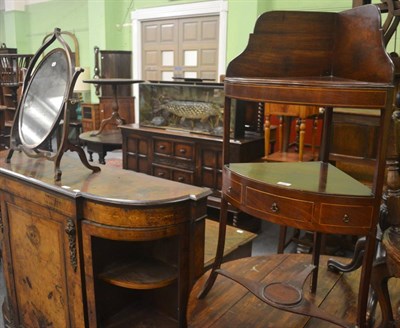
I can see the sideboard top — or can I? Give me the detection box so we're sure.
[0,151,211,205]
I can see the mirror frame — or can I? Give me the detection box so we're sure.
[6,28,100,180]
[18,47,70,149]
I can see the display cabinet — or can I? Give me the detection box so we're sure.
[139,81,228,137]
[138,81,257,139]
[81,103,100,132]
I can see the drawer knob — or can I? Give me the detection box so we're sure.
[343,214,350,223]
[227,187,232,193]
[158,172,165,177]
[178,176,184,182]
[179,148,186,154]
[270,202,279,213]
[159,145,166,150]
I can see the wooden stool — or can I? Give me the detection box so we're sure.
[263,103,321,162]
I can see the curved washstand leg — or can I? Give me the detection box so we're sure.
[197,196,229,299]
[327,236,366,273]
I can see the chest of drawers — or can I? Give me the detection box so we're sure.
[121,124,266,214]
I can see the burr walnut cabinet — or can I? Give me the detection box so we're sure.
[0,150,210,327]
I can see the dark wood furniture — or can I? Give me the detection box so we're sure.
[0,53,33,149]
[81,103,100,132]
[79,130,122,164]
[204,218,256,269]
[371,227,400,327]
[330,109,379,184]
[93,48,132,97]
[83,79,140,135]
[0,150,210,327]
[264,104,320,162]
[190,5,395,328]
[120,123,266,229]
[99,96,135,130]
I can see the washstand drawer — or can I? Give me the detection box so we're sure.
[223,179,242,204]
[245,187,314,222]
[319,203,374,229]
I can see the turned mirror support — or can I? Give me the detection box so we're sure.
[6,28,100,181]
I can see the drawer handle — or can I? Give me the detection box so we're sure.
[159,145,166,150]
[158,172,165,177]
[179,148,187,154]
[227,187,232,193]
[178,176,184,182]
[270,202,279,213]
[343,214,350,223]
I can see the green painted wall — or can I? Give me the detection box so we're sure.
[226,0,258,63]
[0,11,5,46]
[104,0,132,50]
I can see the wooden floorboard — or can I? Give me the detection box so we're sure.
[188,254,400,328]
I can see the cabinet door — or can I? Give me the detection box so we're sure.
[197,143,223,192]
[1,192,84,328]
[123,132,150,173]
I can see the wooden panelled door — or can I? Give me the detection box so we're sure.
[142,15,219,81]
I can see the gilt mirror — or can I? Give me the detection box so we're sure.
[7,28,100,180]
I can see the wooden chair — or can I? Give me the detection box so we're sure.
[263,103,321,162]
[187,5,395,327]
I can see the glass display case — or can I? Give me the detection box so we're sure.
[139,81,239,137]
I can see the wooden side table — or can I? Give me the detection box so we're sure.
[83,79,142,135]
[79,130,122,164]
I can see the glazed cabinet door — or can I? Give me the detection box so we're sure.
[0,189,84,328]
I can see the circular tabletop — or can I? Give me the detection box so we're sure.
[83,78,144,85]
[79,130,122,145]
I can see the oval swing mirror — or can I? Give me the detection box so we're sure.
[19,48,68,149]
[6,28,100,180]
